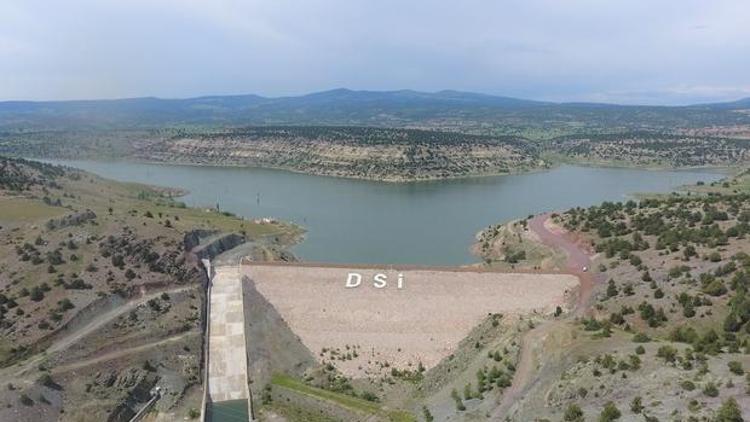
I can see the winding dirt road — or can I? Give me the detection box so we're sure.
[493,212,602,419]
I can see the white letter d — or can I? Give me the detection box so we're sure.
[346,273,362,288]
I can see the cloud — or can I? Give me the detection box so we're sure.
[0,0,749,104]
[577,86,750,106]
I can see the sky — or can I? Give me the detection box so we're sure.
[1,0,749,105]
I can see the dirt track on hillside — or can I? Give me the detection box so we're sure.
[494,212,603,418]
[528,213,600,312]
[1,285,196,383]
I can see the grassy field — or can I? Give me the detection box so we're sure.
[0,198,66,223]
[685,168,750,195]
[262,402,339,422]
[271,374,415,422]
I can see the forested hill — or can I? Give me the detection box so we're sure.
[2,89,749,132]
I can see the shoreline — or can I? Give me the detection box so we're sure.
[27,153,742,184]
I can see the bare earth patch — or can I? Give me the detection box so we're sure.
[243,264,578,378]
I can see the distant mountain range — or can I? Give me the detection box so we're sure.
[1,88,749,131]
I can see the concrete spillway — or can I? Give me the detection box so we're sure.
[206,265,252,414]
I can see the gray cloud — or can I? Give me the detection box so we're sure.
[1,0,749,104]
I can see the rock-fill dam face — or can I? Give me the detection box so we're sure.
[240,263,580,378]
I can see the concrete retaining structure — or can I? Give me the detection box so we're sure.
[127,388,160,422]
[199,259,212,422]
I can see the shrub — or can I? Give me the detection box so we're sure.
[630,396,644,414]
[728,361,744,375]
[564,403,584,422]
[361,391,379,402]
[422,406,434,422]
[702,382,719,397]
[656,345,678,363]
[632,333,651,343]
[599,402,621,421]
[58,298,74,311]
[450,389,465,411]
[606,279,619,297]
[30,286,45,302]
[19,394,33,406]
[680,380,695,391]
[702,279,727,296]
[715,398,743,422]
[629,254,642,266]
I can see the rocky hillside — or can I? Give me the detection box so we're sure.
[5,127,750,182]
[474,183,750,420]
[133,126,545,181]
[0,156,301,422]
[549,132,750,168]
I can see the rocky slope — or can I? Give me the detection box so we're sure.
[0,156,301,421]
[132,126,545,182]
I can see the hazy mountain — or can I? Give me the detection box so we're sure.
[1,89,748,131]
[694,97,750,110]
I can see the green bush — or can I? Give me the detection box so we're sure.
[632,333,651,343]
[599,401,621,421]
[680,380,695,391]
[702,382,719,397]
[563,403,584,422]
[728,361,744,375]
[715,398,742,422]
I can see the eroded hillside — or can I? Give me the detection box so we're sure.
[0,156,301,421]
[131,126,545,181]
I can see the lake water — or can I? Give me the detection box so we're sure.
[46,160,724,265]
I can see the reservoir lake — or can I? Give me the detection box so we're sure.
[48,160,725,265]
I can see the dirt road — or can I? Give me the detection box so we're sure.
[52,332,196,374]
[494,212,602,418]
[2,285,197,382]
[528,212,599,312]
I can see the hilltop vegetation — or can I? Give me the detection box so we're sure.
[4,126,750,182]
[474,180,750,420]
[2,89,750,181]
[548,132,750,168]
[2,89,750,133]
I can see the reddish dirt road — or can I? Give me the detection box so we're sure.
[528,212,601,313]
[494,212,602,418]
